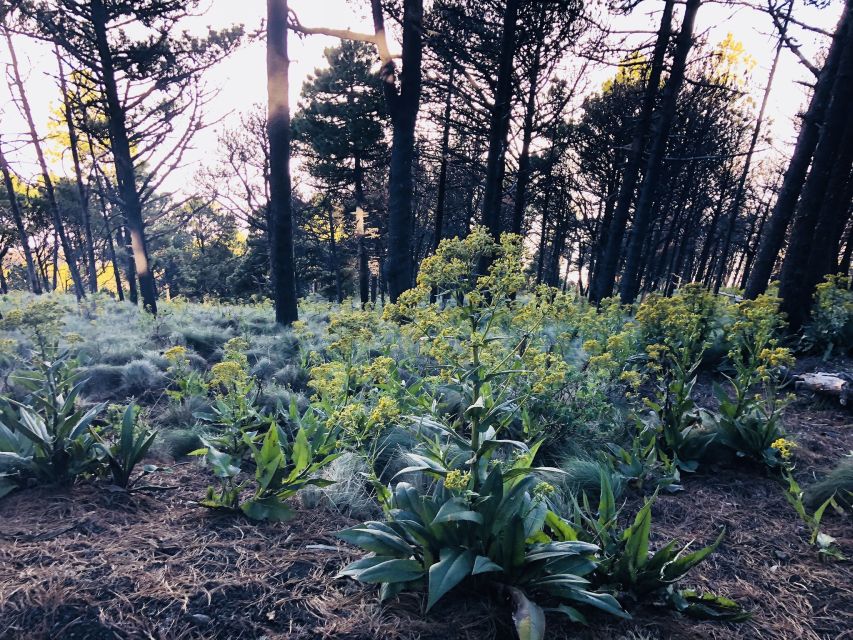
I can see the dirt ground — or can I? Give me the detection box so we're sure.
[1,390,851,639]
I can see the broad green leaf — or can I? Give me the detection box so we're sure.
[427,548,475,610]
[472,555,504,575]
[432,498,483,525]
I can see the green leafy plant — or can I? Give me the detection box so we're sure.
[640,356,715,473]
[781,468,844,560]
[0,353,104,487]
[802,274,853,358]
[714,296,794,468]
[339,231,629,638]
[564,470,747,620]
[195,400,341,521]
[91,404,158,490]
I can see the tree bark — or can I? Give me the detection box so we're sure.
[619,0,701,304]
[378,0,423,302]
[779,14,853,331]
[481,0,521,239]
[589,0,675,303]
[511,7,545,235]
[90,0,157,312]
[267,0,299,324]
[745,0,851,299]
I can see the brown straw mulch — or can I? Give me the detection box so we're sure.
[1,399,850,639]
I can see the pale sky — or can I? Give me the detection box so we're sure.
[0,0,843,197]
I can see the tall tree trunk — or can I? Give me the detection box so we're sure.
[120,225,139,304]
[354,154,370,308]
[481,0,521,238]
[838,215,853,276]
[433,64,455,251]
[802,113,853,292]
[267,0,299,324]
[429,64,455,303]
[6,30,85,300]
[56,46,99,294]
[590,0,675,303]
[93,170,124,300]
[90,0,157,313]
[511,8,544,235]
[0,139,41,294]
[779,18,853,331]
[619,0,701,304]
[745,0,851,299]
[375,0,423,301]
[326,206,343,303]
[712,0,789,293]
[0,249,8,294]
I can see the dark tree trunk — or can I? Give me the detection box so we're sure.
[88,137,125,301]
[839,216,853,275]
[56,46,99,294]
[481,0,521,238]
[802,113,853,293]
[121,225,139,305]
[619,0,701,304]
[327,206,343,303]
[374,0,423,302]
[433,64,455,252]
[779,18,853,331]
[90,0,157,313]
[267,0,299,324]
[354,154,370,308]
[589,0,675,303]
[745,0,851,299]
[0,140,41,294]
[511,9,545,235]
[6,30,85,300]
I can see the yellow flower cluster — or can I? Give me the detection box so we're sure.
[368,396,401,430]
[209,360,248,390]
[771,438,796,460]
[164,345,188,362]
[533,481,555,498]
[443,469,471,491]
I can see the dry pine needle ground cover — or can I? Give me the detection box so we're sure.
[0,399,851,640]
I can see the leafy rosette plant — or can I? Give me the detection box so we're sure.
[194,399,342,521]
[0,353,104,489]
[564,470,747,620]
[338,460,628,639]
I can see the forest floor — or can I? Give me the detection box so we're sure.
[1,369,851,640]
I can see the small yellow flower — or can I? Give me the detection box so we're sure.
[771,438,796,460]
[444,469,471,491]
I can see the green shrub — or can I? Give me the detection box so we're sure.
[802,274,853,358]
[80,364,126,400]
[556,456,626,503]
[564,470,746,619]
[804,456,853,511]
[0,354,104,488]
